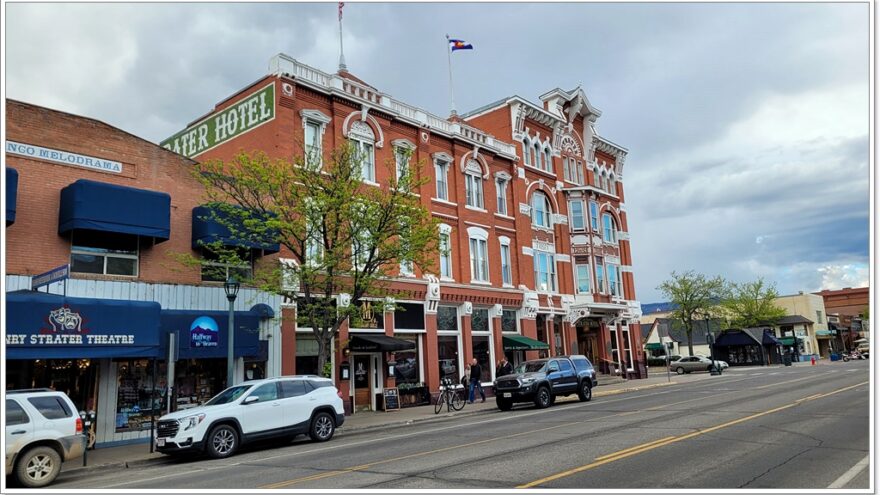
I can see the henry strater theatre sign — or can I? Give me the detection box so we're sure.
[5,306,135,346]
[161,83,276,158]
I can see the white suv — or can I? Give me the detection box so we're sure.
[156,376,345,459]
[5,389,85,488]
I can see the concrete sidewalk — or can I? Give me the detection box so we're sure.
[60,373,682,477]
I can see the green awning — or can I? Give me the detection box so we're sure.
[503,335,550,351]
[778,337,801,345]
[645,343,664,351]
[815,330,833,337]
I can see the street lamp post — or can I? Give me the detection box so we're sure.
[705,314,720,375]
[224,276,240,388]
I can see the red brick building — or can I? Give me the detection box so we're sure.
[5,100,282,446]
[162,54,645,412]
[815,287,870,339]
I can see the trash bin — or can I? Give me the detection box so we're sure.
[783,354,792,366]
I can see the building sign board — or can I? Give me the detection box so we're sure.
[6,141,122,173]
[160,83,276,158]
[31,264,70,290]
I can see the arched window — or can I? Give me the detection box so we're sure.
[593,167,601,188]
[608,175,616,195]
[534,143,542,169]
[531,191,552,228]
[349,120,376,183]
[602,213,617,243]
[522,139,531,166]
[543,148,552,172]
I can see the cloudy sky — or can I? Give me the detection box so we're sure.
[5,2,871,302]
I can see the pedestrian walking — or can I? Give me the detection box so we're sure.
[496,356,513,378]
[469,358,485,403]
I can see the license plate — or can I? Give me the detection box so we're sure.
[157,438,166,447]
[503,393,512,398]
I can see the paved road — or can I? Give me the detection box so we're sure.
[52,360,870,490]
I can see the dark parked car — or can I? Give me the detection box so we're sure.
[493,355,597,410]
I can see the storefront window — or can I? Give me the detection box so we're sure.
[437,335,459,381]
[472,336,491,382]
[393,334,420,384]
[115,359,167,433]
[502,310,518,333]
[438,306,459,332]
[6,359,99,413]
[296,333,320,375]
[172,359,224,411]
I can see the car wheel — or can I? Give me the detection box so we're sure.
[496,397,513,411]
[548,394,557,406]
[676,367,685,375]
[15,446,62,488]
[534,386,551,409]
[309,412,335,442]
[578,381,592,402]
[206,424,239,459]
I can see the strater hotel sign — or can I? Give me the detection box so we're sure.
[161,83,275,158]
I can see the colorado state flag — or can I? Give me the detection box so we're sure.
[448,37,474,52]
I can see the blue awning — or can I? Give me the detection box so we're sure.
[59,179,171,241]
[161,308,265,360]
[6,167,18,226]
[6,290,162,359]
[191,205,280,253]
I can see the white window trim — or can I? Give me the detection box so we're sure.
[464,172,485,209]
[575,263,592,295]
[495,177,509,216]
[568,199,586,232]
[468,227,490,284]
[439,224,454,281]
[434,158,450,201]
[70,244,139,277]
[499,236,513,287]
[533,250,558,294]
[531,192,553,229]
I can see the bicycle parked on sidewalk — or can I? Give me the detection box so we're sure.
[434,377,466,414]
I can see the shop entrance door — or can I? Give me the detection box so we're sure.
[577,327,600,368]
[353,355,372,412]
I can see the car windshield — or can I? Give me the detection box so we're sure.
[205,385,252,406]
[515,361,547,373]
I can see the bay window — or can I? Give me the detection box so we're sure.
[569,200,585,231]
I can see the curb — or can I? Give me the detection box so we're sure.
[61,454,170,478]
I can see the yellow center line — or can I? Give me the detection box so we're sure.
[260,420,577,489]
[518,380,868,488]
[593,436,676,461]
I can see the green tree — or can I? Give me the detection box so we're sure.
[657,271,726,356]
[189,144,438,375]
[721,278,787,329]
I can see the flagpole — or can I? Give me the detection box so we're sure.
[446,35,456,116]
[338,3,347,71]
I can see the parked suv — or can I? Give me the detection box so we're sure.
[5,389,85,488]
[493,355,597,410]
[156,376,344,459]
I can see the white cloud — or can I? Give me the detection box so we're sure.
[818,264,870,290]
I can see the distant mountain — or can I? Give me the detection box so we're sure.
[191,325,218,336]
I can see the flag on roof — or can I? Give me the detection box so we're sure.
[338,2,344,21]
[447,36,473,52]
